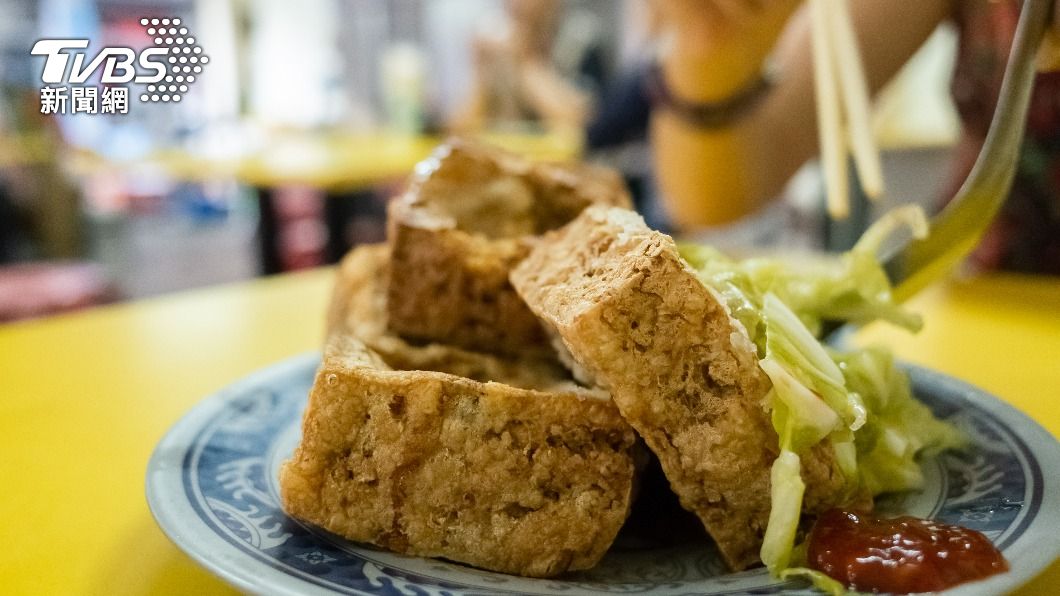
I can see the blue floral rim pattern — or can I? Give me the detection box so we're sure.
[147,353,1060,596]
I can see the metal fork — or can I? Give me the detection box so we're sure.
[881,0,1055,303]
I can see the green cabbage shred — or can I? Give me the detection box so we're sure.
[678,206,964,592]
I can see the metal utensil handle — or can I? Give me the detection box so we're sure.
[885,0,1054,302]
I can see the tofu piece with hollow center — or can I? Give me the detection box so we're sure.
[280,245,640,578]
[387,138,631,357]
[510,205,852,570]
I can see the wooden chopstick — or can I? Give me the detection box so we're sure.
[809,0,849,219]
[809,0,884,218]
[825,0,884,200]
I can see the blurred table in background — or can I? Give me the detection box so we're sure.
[0,261,118,321]
[0,132,53,169]
[0,269,1056,594]
[69,129,581,273]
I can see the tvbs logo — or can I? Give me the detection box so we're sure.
[32,39,168,85]
[32,17,207,114]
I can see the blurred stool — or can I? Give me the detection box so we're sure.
[0,262,119,323]
[258,186,328,274]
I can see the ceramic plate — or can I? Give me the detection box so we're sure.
[147,353,1060,595]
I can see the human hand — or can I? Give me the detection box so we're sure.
[654,0,802,100]
[517,59,591,131]
[469,30,507,69]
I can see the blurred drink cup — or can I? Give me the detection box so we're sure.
[380,42,426,135]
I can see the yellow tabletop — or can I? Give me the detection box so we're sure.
[0,132,55,169]
[67,130,582,193]
[234,130,581,192]
[0,270,1056,594]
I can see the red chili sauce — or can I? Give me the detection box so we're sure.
[807,509,1009,593]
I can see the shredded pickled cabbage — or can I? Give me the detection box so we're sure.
[679,206,964,586]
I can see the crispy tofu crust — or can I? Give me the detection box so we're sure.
[328,244,578,392]
[281,245,639,578]
[386,138,631,356]
[510,206,851,570]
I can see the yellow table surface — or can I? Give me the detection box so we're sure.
[68,130,581,193]
[1,270,1057,594]
[0,132,55,168]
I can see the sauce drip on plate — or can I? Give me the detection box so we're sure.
[807,508,1008,593]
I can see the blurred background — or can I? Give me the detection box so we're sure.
[0,0,962,322]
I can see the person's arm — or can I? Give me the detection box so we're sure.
[450,24,590,134]
[449,79,489,133]
[518,59,591,132]
[448,36,495,133]
[651,0,953,230]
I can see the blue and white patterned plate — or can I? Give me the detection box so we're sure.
[147,353,1060,595]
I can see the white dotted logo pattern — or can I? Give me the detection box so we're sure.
[138,17,208,103]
